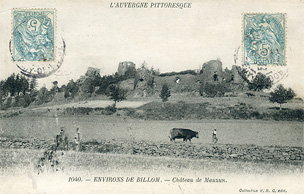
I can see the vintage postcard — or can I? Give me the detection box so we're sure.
[0,0,303,193]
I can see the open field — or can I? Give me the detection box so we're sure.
[0,116,303,147]
[0,148,303,194]
[0,148,302,175]
[0,104,303,193]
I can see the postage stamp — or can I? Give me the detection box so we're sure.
[243,13,286,66]
[10,8,64,78]
[12,9,55,62]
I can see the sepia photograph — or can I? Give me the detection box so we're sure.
[0,0,303,193]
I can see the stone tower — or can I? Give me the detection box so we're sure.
[201,60,223,83]
[117,61,136,76]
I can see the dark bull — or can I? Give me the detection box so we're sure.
[169,128,199,142]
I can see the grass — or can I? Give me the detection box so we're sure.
[0,148,302,176]
[132,101,304,121]
[0,116,302,147]
[1,146,303,193]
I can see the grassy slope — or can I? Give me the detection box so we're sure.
[16,92,304,113]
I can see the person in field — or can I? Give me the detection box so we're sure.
[73,128,81,151]
[56,127,69,150]
[212,128,218,143]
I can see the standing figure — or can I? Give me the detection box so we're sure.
[212,128,218,143]
[213,72,218,82]
[56,127,69,150]
[74,128,81,151]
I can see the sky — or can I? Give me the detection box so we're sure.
[0,0,303,96]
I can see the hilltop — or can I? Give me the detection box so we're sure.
[0,59,303,121]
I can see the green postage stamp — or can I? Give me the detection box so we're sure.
[12,9,56,62]
[243,13,286,66]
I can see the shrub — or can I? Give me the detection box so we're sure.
[65,80,79,98]
[250,111,263,119]
[36,87,53,105]
[271,109,304,121]
[81,78,94,96]
[13,94,32,108]
[204,83,217,97]
[104,105,117,115]
[125,108,136,117]
[248,73,272,91]
[66,107,93,115]
[22,94,32,107]
[159,84,171,102]
[200,82,230,97]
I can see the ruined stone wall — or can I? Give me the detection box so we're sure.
[86,67,100,77]
[201,60,223,82]
[117,61,136,76]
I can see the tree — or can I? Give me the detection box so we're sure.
[269,84,295,110]
[5,73,16,96]
[107,84,127,106]
[81,78,94,96]
[36,87,49,105]
[29,78,38,93]
[160,84,171,102]
[22,93,32,107]
[0,80,8,99]
[20,76,29,95]
[58,84,66,93]
[248,73,272,91]
[65,80,79,98]
[50,81,59,93]
[15,74,22,95]
[91,73,102,87]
